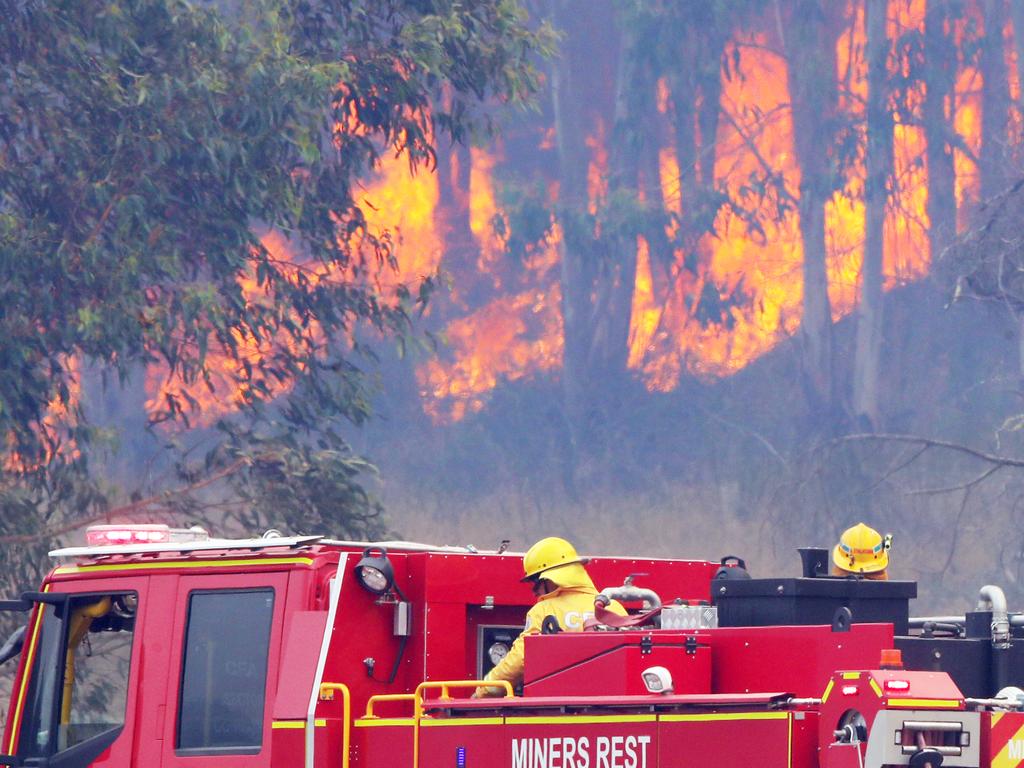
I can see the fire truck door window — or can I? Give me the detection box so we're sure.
[17,606,63,759]
[17,592,137,761]
[176,589,274,754]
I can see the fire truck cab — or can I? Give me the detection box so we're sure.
[2,527,1023,768]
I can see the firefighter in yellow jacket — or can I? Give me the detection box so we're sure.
[474,537,626,697]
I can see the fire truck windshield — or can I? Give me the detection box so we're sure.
[16,593,136,761]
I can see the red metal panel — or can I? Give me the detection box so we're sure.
[270,728,305,768]
[416,553,717,617]
[319,553,419,724]
[504,718,658,768]
[791,712,820,768]
[658,713,792,768]
[420,721,510,768]
[867,669,965,706]
[273,611,328,720]
[134,573,179,767]
[424,602,469,682]
[525,633,654,683]
[352,723,415,768]
[709,624,894,697]
[524,633,711,697]
[422,692,790,713]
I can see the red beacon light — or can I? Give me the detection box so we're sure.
[86,524,209,547]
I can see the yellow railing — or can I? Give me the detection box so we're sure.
[319,682,351,768]
[412,680,513,718]
[364,692,418,719]
[362,679,513,767]
[416,680,512,767]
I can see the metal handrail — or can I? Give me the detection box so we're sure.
[360,680,513,767]
[363,693,418,719]
[413,679,514,717]
[412,680,513,767]
[319,683,351,768]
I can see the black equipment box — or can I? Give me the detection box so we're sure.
[715,577,916,635]
[895,636,992,697]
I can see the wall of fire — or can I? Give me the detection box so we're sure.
[134,0,1020,428]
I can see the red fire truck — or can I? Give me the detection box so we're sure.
[1,525,1023,768]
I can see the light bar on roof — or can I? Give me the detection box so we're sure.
[85,524,209,547]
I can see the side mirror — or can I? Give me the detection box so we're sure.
[0,625,26,665]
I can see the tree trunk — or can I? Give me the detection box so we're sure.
[925,0,957,256]
[782,0,841,423]
[671,51,699,240]
[670,6,726,267]
[980,0,1011,202]
[550,0,618,468]
[435,138,479,307]
[596,20,645,382]
[552,4,592,437]
[853,0,893,430]
[1012,0,1024,114]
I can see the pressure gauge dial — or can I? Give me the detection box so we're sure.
[488,641,510,666]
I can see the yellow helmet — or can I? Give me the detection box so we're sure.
[521,537,592,589]
[832,523,891,576]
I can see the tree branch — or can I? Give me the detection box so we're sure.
[829,433,1024,468]
[0,458,248,545]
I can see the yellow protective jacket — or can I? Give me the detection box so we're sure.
[480,570,625,695]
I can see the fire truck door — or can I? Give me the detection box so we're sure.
[160,573,289,768]
[3,576,148,768]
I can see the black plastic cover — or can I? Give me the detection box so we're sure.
[714,577,916,634]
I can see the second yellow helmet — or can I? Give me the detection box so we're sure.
[832,523,891,575]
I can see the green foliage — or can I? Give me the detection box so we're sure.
[0,0,550,568]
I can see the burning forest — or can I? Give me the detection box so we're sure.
[5,0,1024,612]
[137,1,981,423]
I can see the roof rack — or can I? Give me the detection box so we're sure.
[49,535,324,560]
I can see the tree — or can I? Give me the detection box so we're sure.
[780,0,846,424]
[549,0,617,462]
[923,0,957,259]
[979,0,1011,203]
[667,1,729,275]
[853,0,894,429]
[0,0,551,547]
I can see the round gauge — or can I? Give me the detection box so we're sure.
[488,641,510,666]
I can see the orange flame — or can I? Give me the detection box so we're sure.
[5,355,81,472]
[144,231,324,427]
[627,0,933,389]
[145,152,442,427]
[140,0,995,428]
[416,222,563,422]
[358,153,443,286]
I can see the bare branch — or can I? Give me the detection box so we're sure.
[829,433,1024,468]
[0,458,248,545]
[906,463,1003,496]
